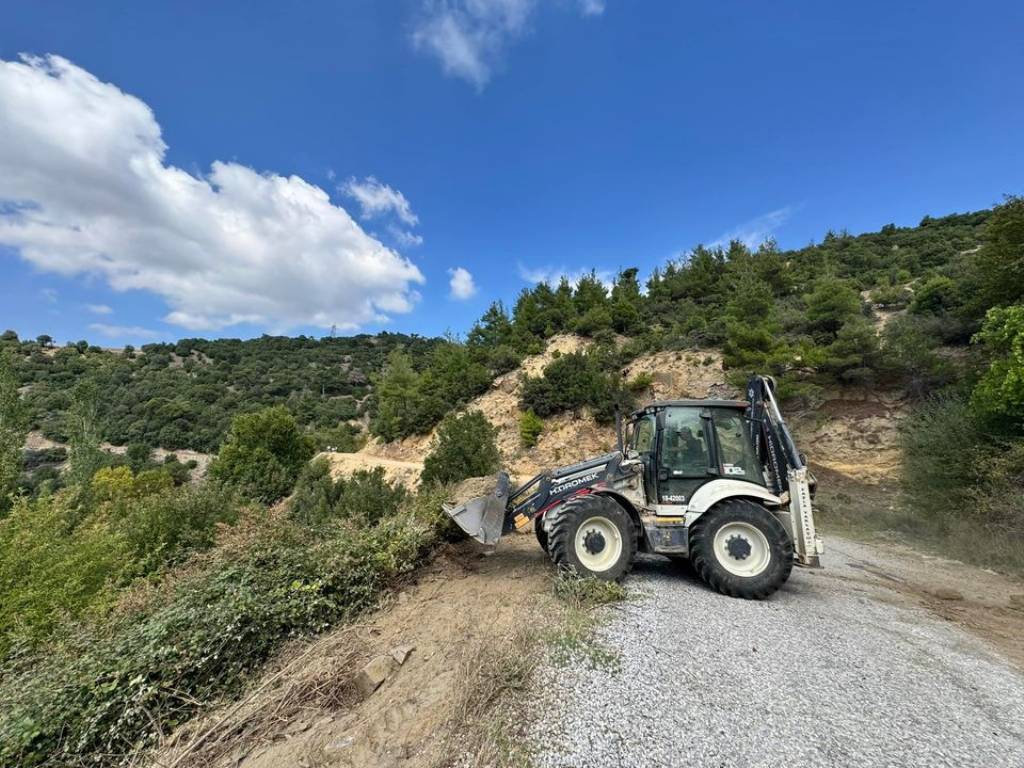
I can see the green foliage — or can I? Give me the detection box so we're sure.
[209,406,315,503]
[910,275,960,316]
[370,345,492,441]
[971,304,1024,429]
[519,410,544,448]
[66,379,105,488]
[803,278,863,342]
[0,489,447,767]
[900,396,1024,542]
[966,196,1024,315]
[626,372,654,393]
[290,458,408,528]
[880,315,951,396]
[0,480,238,655]
[421,411,501,485]
[0,351,27,514]
[4,332,436,454]
[721,270,790,374]
[520,352,632,423]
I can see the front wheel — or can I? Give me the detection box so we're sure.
[689,499,793,599]
[535,516,549,553]
[548,494,636,581]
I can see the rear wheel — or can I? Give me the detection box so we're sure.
[689,499,793,599]
[548,494,636,581]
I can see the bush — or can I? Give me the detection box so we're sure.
[519,410,544,448]
[290,458,407,528]
[626,372,654,393]
[971,304,1024,430]
[421,411,500,485]
[521,352,633,424]
[900,396,1024,568]
[210,406,314,503]
[0,485,449,767]
[0,481,240,654]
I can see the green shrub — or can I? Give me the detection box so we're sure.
[626,372,654,393]
[421,411,500,485]
[519,410,544,448]
[521,352,633,424]
[291,458,407,528]
[0,486,449,767]
[0,481,240,655]
[971,304,1024,430]
[210,406,314,503]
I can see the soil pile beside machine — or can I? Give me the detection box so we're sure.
[444,375,823,599]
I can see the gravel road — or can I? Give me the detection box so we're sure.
[529,537,1024,768]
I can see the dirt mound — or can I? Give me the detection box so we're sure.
[152,536,555,768]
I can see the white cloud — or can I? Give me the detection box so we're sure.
[709,206,795,250]
[41,288,58,303]
[86,303,113,315]
[342,176,419,226]
[342,176,422,248]
[517,263,613,291]
[88,322,160,340]
[0,55,426,333]
[389,225,425,248]
[448,266,478,299]
[412,0,603,88]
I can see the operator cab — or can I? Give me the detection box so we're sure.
[625,401,764,507]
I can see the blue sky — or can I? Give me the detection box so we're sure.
[1,0,1022,346]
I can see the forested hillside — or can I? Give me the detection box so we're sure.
[0,331,440,452]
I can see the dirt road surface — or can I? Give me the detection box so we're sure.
[529,536,1024,768]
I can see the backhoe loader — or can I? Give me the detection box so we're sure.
[444,375,823,599]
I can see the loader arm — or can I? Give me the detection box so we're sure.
[745,375,823,567]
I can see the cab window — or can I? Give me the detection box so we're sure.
[711,409,763,484]
[659,408,709,477]
[631,415,656,453]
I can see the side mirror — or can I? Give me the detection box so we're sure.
[626,449,640,460]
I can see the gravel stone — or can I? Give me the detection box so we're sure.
[529,538,1024,768]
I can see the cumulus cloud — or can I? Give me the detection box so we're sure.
[342,176,422,248]
[0,55,425,332]
[448,266,478,299]
[709,206,795,250]
[86,303,113,315]
[412,0,603,88]
[342,176,419,226]
[88,322,160,340]
[517,263,614,291]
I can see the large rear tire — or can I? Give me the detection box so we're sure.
[548,494,636,581]
[689,499,793,599]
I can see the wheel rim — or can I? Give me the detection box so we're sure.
[574,515,623,573]
[712,521,771,578]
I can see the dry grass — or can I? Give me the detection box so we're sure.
[148,626,368,768]
[434,629,540,768]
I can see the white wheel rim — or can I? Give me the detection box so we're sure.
[713,521,771,578]
[574,515,623,573]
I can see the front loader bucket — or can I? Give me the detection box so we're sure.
[442,472,511,545]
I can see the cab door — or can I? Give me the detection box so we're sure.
[655,407,714,505]
[630,413,657,504]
